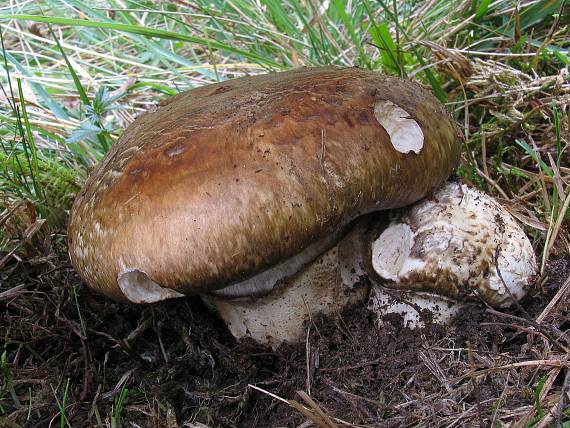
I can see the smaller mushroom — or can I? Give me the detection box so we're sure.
[367,181,537,328]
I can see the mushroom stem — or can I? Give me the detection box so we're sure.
[203,218,373,346]
[202,244,368,347]
[367,286,464,328]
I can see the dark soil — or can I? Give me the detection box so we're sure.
[1,253,569,427]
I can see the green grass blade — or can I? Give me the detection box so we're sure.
[368,22,400,74]
[534,375,547,418]
[474,0,492,20]
[515,139,553,177]
[331,0,370,67]
[517,0,561,32]
[289,2,329,64]
[111,385,128,428]
[48,24,111,151]
[373,0,446,100]
[1,50,68,119]
[2,15,282,68]
[49,26,90,106]
[52,0,197,80]
[553,104,561,168]
[0,26,15,111]
[410,46,447,103]
[553,50,570,66]
[127,82,179,96]
[112,9,195,83]
[261,0,297,37]
[16,78,44,203]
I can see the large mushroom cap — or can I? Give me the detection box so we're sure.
[68,66,461,302]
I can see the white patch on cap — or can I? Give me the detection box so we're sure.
[371,223,414,282]
[118,269,184,303]
[374,100,424,154]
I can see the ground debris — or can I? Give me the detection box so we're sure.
[1,254,568,427]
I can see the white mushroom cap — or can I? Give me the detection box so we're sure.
[367,182,537,327]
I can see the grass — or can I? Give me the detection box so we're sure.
[0,349,21,413]
[0,0,568,426]
[50,378,72,428]
[111,385,128,428]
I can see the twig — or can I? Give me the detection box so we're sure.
[467,342,483,428]
[419,348,453,393]
[327,382,386,406]
[0,200,26,228]
[536,274,570,324]
[520,367,565,427]
[480,321,553,343]
[297,391,337,428]
[79,337,92,402]
[490,252,568,353]
[491,372,511,427]
[0,284,27,300]
[320,358,382,372]
[305,325,311,396]
[544,191,570,272]
[248,384,351,427]
[0,219,46,269]
[481,132,489,179]
[486,307,569,353]
[455,360,570,383]
[554,369,570,428]
[445,399,497,428]
[533,369,570,428]
[478,165,510,199]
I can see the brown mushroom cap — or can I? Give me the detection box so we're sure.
[68,66,461,302]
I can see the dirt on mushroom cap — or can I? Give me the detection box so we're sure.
[68,66,461,301]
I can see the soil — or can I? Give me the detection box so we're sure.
[1,254,568,427]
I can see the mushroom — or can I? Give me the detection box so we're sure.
[68,66,460,343]
[367,181,537,328]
